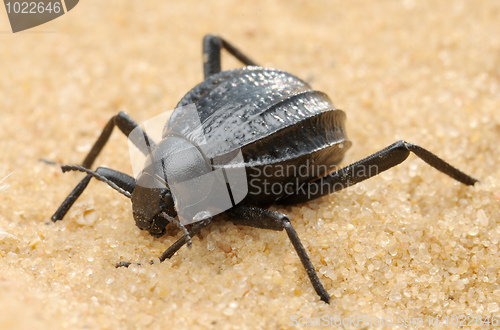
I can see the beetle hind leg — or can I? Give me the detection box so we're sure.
[282,140,479,204]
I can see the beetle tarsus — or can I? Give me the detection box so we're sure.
[39,158,60,166]
[116,261,136,268]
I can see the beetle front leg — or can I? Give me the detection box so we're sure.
[282,140,479,204]
[227,206,331,304]
[52,166,135,221]
[116,217,213,268]
[158,217,213,261]
[203,34,258,78]
[82,111,156,169]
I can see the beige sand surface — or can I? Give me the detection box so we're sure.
[1,1,499,329]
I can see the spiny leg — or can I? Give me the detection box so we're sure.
[52,166,135,221]
[227,206,331,304]
[82,111,156,169]
[203,34,258,78]
[283,140,478,204]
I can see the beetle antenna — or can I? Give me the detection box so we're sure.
[160,212,193,248]
[60,165,132,199]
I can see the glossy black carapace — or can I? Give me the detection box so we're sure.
[51,34,478,304]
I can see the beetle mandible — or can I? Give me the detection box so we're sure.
[51,34,478,304]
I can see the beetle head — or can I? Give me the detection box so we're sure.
[131,135,212,237]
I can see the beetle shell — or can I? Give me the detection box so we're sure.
[165,66,351,205]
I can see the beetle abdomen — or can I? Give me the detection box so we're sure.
[236,108,351,205]
[175,67,309,114]
[171,67,348,156]
[169,66,350,204]
[236,92,349,165]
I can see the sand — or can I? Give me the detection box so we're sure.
[0,1,499,329]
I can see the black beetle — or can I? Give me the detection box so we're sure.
[51,34,478,304]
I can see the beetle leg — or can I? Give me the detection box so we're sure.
[282,140,479,204]
[227,206,331,304]
[160,212,193,248]
[116,217,213,268]
[203,34,258,78]
[52,167,135,221]
[158,217,213,262]
[82,111,156,169]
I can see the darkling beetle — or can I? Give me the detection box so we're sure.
[51,34,478,304]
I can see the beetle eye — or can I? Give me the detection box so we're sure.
[161,189,177,218]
